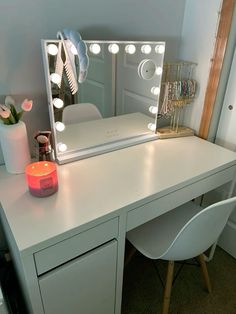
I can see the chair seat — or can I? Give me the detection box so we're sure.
[127,201,203,260]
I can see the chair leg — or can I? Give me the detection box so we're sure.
[197,253,212,293]
[162,260,174,314]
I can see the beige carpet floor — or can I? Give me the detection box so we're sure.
[122,246,236,314]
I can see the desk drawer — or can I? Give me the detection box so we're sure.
[39,240,117,314]
[127,166,236,231]
[34,217,118,275]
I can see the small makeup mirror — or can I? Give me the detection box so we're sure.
[42,37,165,164]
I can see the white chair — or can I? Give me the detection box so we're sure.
[62,103,102,124]
[126,196,236,314]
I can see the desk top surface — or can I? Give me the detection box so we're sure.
[1,136,236,253]
[57,112,153,151]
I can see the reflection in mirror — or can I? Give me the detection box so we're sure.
[42,38,165,164]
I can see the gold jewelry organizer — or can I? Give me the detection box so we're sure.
[157,61,197,138]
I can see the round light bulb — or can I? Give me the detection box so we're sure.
[50,73,61,84]
[108,44,119,54]
[125,44,136,54]
[149,106,158,114]
[47,44,58,56]
[148,123,156,131]
[156,67,163,75]
[57,142,67,152]
[155,45,165,54]
[53,98,64,109]
[70,44,78,55]
[55,121,65,132]
[151,86,160,95]
[141,45,152,54]
[89,44,101,54]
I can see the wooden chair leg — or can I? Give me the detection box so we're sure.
[162,260,174,314]
[198,253,212,293]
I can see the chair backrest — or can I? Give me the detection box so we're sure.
[162,196,236,261]
[62,103,102,124]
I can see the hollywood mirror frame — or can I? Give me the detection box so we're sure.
[42,39,165,164]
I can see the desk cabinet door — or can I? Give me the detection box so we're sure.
[39,240,117,314]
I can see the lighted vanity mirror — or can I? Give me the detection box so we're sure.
[42,39,165,164]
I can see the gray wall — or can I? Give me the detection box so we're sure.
[0,0,186,164]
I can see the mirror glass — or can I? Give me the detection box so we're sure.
[42,39,165,163]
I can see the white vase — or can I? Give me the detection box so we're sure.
[0,121,31,174]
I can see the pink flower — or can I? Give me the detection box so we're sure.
[0,105,11,119]
[0,96,33,125]
[21,99,33,112]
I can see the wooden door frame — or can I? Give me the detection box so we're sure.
[198,0,235,139]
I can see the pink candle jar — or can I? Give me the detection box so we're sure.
[25,161,58,197]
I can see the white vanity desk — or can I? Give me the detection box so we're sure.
[1,136,236,314]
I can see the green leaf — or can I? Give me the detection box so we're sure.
[17,110,24,121]
[10,104,18,122]
[0,117,11,125]
[8,113,16,124]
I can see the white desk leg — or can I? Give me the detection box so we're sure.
[205,172,236,262]
[227,171,236,198]
[115,213,127,314]
[204,241,218,262]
